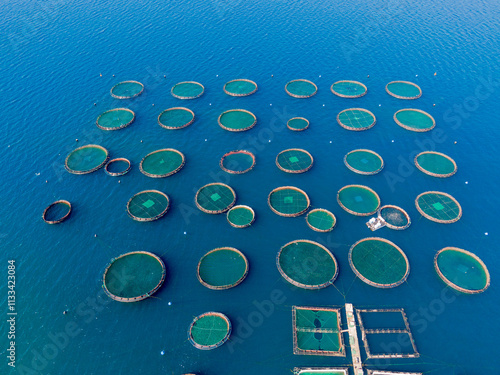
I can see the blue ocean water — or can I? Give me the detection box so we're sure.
[1,0,499,374]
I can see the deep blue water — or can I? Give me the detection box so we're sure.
[1,0,499,374]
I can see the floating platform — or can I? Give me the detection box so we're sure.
[345,304,364,375]
[294,368,348,375]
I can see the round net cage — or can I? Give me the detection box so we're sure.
[276,148,313,174]
[127,190,170,222]
[42,200,71,224]
[415,191,462,223]
[285,79,318,98]
[223,79,258,96]
[349,237,410,288]
[105,158,131,176]
[195,183,236,214]
[158,107,195,130]
[227,205,255,228]
[96,108,135,131]
[287,117,309,131]
[379,205,411,230]
[65,144,109,175]
[219,150,256,174]
[337,108,376,131]
[434,247,490,294]
[344,149,384,175]
[394,109,435,132]
[197,247,249,289]
[277,240,338,289]
[171,81,204,99]
[385,81,422,99]
[110,80,144,99]
[268,186,310,217]
[337,185,381,216]
[415,151,457,178]
[139,149,185,178]
[218,109,257,132]
[330,80,367,98]
[188,312,232,350]
[306,209,336,232]
[102,251,166,302]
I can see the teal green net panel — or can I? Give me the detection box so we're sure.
[349,238,410,288]
[102,251,166,302]
[218,109,257,131]
[337,185,380,216]
[287,117,309,131]
[294,368,348,375]
[65,144,109,175]
[379,205,411,230]
[394,109,435,132]
[171,81,204,99]
[96,108,135,131]
[197,247,249,289]
[344,149,384,175]
[195,183,236,214]
[110,80,144,99]
[285,79,318,98]
[223,79,258,96]
[139,149,185,178]
[188,312,232,350]
[42,200,72,224]
[337,108,376,131]
[415,151,457,177]
[330,80,367,98]
[434,247,490,294]
[277,240,338,289]
[276,149,313,173]
[220,150,256,174]
[105,158,131,177]
[158,107,195,129]
[268,186,310,217]
[227,205,255,228]
[306,209,336,232]
[127,190,170,222]
[386,81,422,99]
[415,191,462,223]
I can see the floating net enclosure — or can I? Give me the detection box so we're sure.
[96,108,135,131]
[42,200,71,224]
[102,251,166,302]
[223,79,258,96]
[276,149,313,173]
[227,205,255,228]
[65,144,109,175]
[386,81,422,99]
[277,240,338,289]
[367,371,422,375]
[349,238,410,288]
[195,183,236,214]
[337,108,376,131]
[127,190,170,222]
[218,109,257,132]
[434,247,490,294]
[171,81,204,99]
[188,312,231,350]
[306,209,336,232]
[294,368,348,375]
[268,186,310,217]
[110,80,144,99]
[337,185,380,216]
[379,205,411,230]
[330,80,367,98]
[105,158,131,176]
[197,247,249,289]
[139,149,185,178]
[344,149,384,175]
[285,79,318,98]
[414,151,457,177]
[394,109,435,132]
[220,150,256,174]
[415,191,462,223]
[287,117,310,131]
[158,107,195,130]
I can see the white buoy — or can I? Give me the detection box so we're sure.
[379,104,381,107]
[322,104,325,107]
[391,140,394,143]
[319,75,322,77]
[465,181,468,184]
[205,139,207,141]
[416,74,418,77]
[270,103,272,106]
[209,103,211,106]
[485,232,489,236]
[216,75,218,77]
[168,302,172,306]
[160,350,165,355]
[268,140,271,143]
[329,141,332,144]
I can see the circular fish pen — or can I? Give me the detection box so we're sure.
[171,81,204,99]
[337,108,376,131]
[223,79,258,96]
[218,109,257,132]
[126,190,170,222]
[277,240,338,289]
[110,80,144,99]
[344,149,384,175]
[42,200,72,224]
[96,108,135,131]
[434,247,490,294]
[276,148,313,174]
[102,251,166,302]
[306,209,336,232]
[330,80,367,98]
[285,79,318,98]
[139,149,185,178]
[65,145,109,175]
[105,158,131,176]
[268,186,310,217]
[158,107,195,130]
[337,185,381,216]
[227,205,255,228]
[379,205,411,230]
[386,81,422,99]
[415,191,462,223]
[415,151,457,178]
[195,183,236,214]
[394,109,435,132]
[287,117,309,131]
[219,150,255,174]
[349,237,410,288]
[197,247,249,289]
[188,312,232,350]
